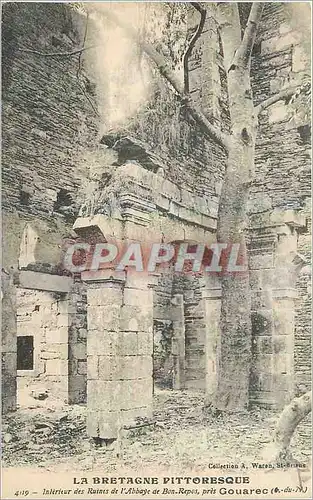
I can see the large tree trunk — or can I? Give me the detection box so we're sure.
[213,3,259,410]
[274,391,312,460]
[215,139,254,410]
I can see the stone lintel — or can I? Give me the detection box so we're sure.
[18,271,72,293]
[250,209,306,232]
[82,269,126,285]
[270,209,306,229]
[73,215,124,240]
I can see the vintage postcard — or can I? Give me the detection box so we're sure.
[1,1,312,499]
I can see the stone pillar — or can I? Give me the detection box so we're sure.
[249,214,306,408]
[85,270,125,439]
[121,272,154,421]
[201,276,221,403]
[272,288,297,403]
[68,278,87,404]
[171,294,185,390]
[2,269,17,413]
[85,269,153,440]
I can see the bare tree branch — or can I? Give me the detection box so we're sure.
[92,5,229,150]
[183,3,207,93]
[17,45,98,57]
[255,85,299,115]
[231,3,264,70]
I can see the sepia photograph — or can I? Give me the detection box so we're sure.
[1,1,312,498]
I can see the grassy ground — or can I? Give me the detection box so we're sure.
[2,388,311,474]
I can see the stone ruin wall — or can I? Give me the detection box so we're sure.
[1,3,311,416]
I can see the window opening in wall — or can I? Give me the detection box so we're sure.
[17,336,34,370]
[53,189,73,212]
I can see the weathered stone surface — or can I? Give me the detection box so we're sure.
[87,331,119,356]
[18,271,73,293]
[87,287,122,306]
[119,305,153,333]
[46,327,68,344]
[118,356,152,380]
[88,380,119,411]
[41,344,68,360]
[123,288,153,309]
[137,332,153,356]
[98,356,118,380]
[45,359,68,376]
[87,305,120,332]
[2,270,17,413]
[118,332,138,356]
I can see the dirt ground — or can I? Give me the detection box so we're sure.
[2,388,311,474]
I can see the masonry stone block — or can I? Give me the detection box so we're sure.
[68,374,86,395]
[137,332,153,355]
[77,360,87,375]
[88,380,119,411]
[123,288,153,309]
[41,344,68,360]
[120,305,153,332]
[251,290,273,310]
[87,331,119,356]
[87,411,99,437]
[273,303,295,335]
[118,332,138,356]
[45,359,68,376]
[249,252,274,269]
[87,355,99,380]
[46,327,68,344]
[98,355,118,380]
[87,305,120,332]
[119,355,152,380]
[98,411,119,438]
[70,342,87,360]
[87,287,122,306]
[57,313,69,328]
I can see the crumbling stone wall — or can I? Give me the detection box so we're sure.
[16,282,87,404]
[173,274,206,390]
[2,2,99,268]
[190,3,311,404]
[2,3,95,410]
[295,223,312,393]
[16,289,70,402]
[68,279,87,404]
[2,270,17,413]
[251,3,311,394]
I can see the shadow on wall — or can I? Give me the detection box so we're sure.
[153,319,174,389]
